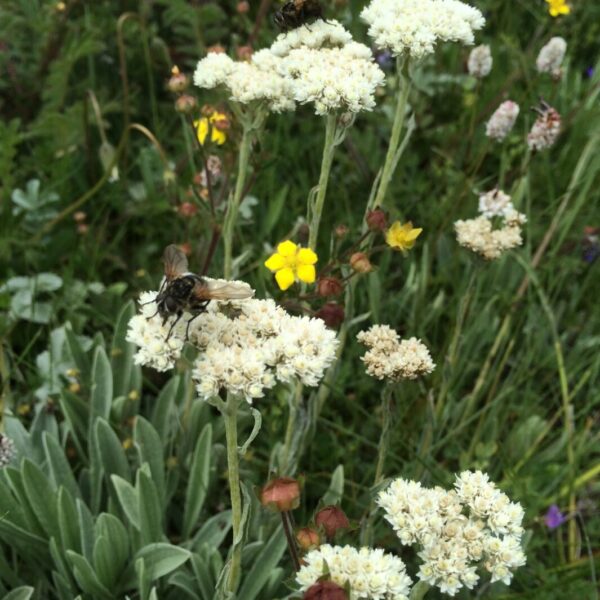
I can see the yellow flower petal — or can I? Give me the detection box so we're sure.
[275,268,295,291]
[195,118,209,145]
[264,253,286,272]
[405,227,423,241]
[277,240,298,257]
[296,264,316,284]
[297,248,318,265]
[212,128,227,145]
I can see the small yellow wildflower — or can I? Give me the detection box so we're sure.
[386,221,423,254]
[194,111,228,146]
[264,240,318,291]
[545,0,570,17]
[122,438,133,450]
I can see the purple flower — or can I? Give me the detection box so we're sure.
[586,66,595,78]
[545,504,567,529]
[376,50,394,70]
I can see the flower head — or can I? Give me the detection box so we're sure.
[468,44,493,78]
[536,37,567,78]
[545,0,570,17]
[527,102,561,152]
[361,0,485,60]
[544,504,567,529]
[485,101,520,141]
[260,477,301,511]
[296,544,413,600]
[0,434,15,467]
[194,111,228,146]
[265,240,318,291]
[386,221,423,254]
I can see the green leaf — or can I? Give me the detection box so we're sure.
[66,551,113,600]
[111,301,138,398]
[95,418,130,481]
[95,513,129,568]
[134,417,165,505]
[3,467,46,537]
[76,499,96,562]
[21,459,60,540]
[111,475,140,529]
[43,432,81,500]
[57,487,81,553]
[187,511,232,553]
[90,346,113,426]
[237,528,287,600]
[137,470,163,545]
[136,544,191,581]
[151,375,181,441]
[3,587,35,600]
[182,423,212,538]
[58,390,89,460]
[64,324,91,381]
[93,535,122,589]
[321,464,344,506]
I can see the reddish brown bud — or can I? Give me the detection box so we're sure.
[167,70,189,93]
[260,477,301,512]
[236,45,253,61]
[315,303,345,329]
[207,44,226,54]
[334,224,349,238]
[315,505,349,540]
[304,581,348,600]
[201,104,217,116]
[316,277,344,298]
[175,94,197,114]
[178,202,198,218]
[237,0,250,13]
[296,527,321,551]
[349,252,372,273]
[366,209,388,231]
[213,115,231,131]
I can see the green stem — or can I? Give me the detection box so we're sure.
[281,382,303,474]
[308,112,338,251]
[363,383,394,546]
[372,56,411,210]
[223,394,243,593]
[223,125,253,279]
[409,581,430,600]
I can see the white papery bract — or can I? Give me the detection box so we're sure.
[454,215,524,260]
[468,44,492,78]
[485,101,520,141]
[127,286,338,403]
[527,104,561,151]
[296,544,413,600]
[361,0,485,60]
[194,51,295,112]
[270,19,352,57]
[378,471,526,596]
[536,37,567,78]
[358,325,435,381]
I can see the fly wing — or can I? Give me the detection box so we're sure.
[162,245,189,280]
[196,279,254,301]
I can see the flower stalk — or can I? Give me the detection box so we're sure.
[409,581,431,600]
[371,56,411,210]
[221,393,243,593]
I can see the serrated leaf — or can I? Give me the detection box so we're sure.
[183,424,212,538]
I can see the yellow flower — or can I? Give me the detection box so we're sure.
[264,240,318,291]
[194,111,228,146]
[386,221,423,254]
[545,0,570,16]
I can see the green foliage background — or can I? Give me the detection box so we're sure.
[0,0,599,598]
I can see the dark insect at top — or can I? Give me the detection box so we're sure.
[273,0,324,32]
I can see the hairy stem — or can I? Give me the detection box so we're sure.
[223,126,252,279]
[308,112,338,251]
[372,57,411,210]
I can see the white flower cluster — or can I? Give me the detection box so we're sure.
[485,101,520,141]
[194,21,384,116]
[478,188,514,219]
[361,0,485,60]
[527,104,561,152]
[357,325,435,381]
[454,212,525,261]
[468,44,492,78]
[127,287,338,403]
[296,544,413,600]
[536,37,567,78]
[0,434,15,467]
[193,51,295,112]
[377,471,526,596]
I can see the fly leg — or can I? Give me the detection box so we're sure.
[184,301,209,341]
[166,311,183,341]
